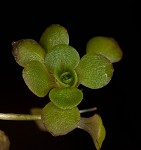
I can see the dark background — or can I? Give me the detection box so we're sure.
[0,1,138,150]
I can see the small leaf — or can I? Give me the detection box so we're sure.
[41,102,80,136]
[22,60,54,97]
[0,130,10,150]
[78,114,106,150]
[76,54,114,89]
[39,24,69,52]
[86,36,123,63]
[30,108,47,131]
[49,87,83,109]
[54,68,78,87]
[12,39,46,67]
[45,44,80,72]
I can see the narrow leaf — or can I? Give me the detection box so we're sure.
[78,114,106,150]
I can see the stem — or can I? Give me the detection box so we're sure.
[0,113,41,121]
[79,107,97,113]
[0,107,97,121]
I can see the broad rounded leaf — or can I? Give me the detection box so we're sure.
[22,60,54,97]
[12,39,46,67]
[42,102,80,136]
[49,87,83,109]
[76,54,114,89]
[45,44,80,72]
[39,24,69,52]
[78,114,106,150]
[86,36,123,63]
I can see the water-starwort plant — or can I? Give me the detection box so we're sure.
[0,24,123,150]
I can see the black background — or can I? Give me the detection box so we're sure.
[0,1,139,150]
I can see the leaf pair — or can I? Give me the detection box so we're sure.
[32,105,106,150]
[76,35,123,89]
[42,103,106,150]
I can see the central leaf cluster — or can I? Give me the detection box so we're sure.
[12,24,122,139]
[55,68,77,87]
[61,72,72,84]
[12,25,83,110]
[60,71,73,85]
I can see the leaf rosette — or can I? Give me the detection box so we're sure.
[12,24,123,149]
[12,24,115,108]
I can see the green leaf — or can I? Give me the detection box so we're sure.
[41,102,80,136]
[39,24,69,52]
[12,39,46,67]
[49,87,83,109]
[22,60,54,97]
[86,36,123,63]
[78,114,106,150]
[54,68,78,87]
[45,44,80,72]
[76,54,114,89]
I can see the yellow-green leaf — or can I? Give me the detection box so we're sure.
[49,87,83,109]
[54,68,78,87]
[76,54,114,89]
[86,36,123,63]
[22,61,54,97]
[78,114,106,150]
[39,24,69,52]
[45,44,80,72]
[41,102,80,136]
[12,39,46,67]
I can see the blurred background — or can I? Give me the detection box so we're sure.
[0,1,138,150]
